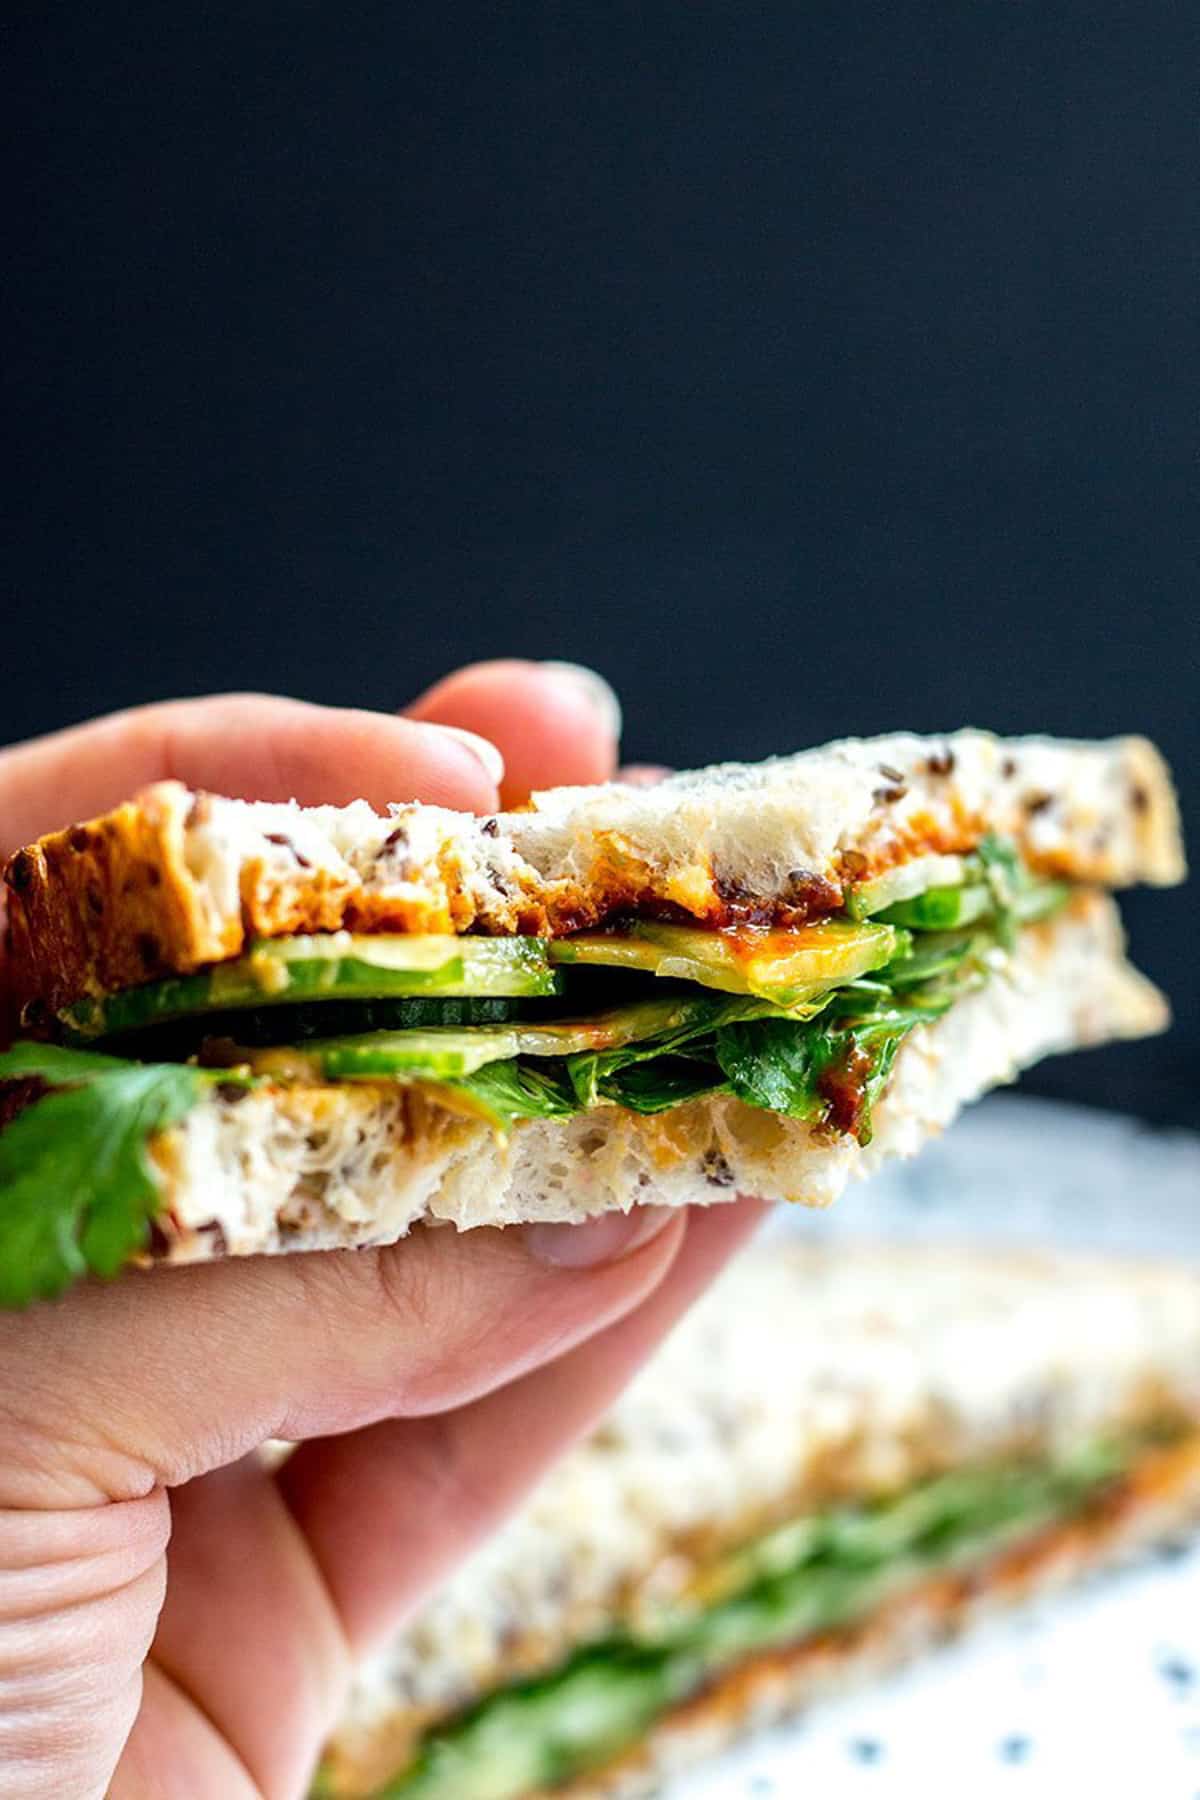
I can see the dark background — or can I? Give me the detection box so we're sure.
[5,7,1196,1126]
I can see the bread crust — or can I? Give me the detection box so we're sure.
[3,783,233,1022]
[3,730,1184,1020]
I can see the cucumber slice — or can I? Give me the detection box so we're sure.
[878,874,1070,934]
[550,920,899,1005]
[278,996,719,1082]
[1012,880,1072,925]
[386,1648,684,1800]
[877,883,993,930]
[843,854,969,919]
[60,934,560,1041]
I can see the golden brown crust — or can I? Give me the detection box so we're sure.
[3,731,1185,1022]
[3,784,500,1019]
[2,783,236,1021]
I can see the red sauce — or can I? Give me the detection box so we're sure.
[817,1043,875,1139]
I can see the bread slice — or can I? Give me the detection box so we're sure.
[144,889,1163,1258]
[319,1241,1200,1797]
[3,730,1183,1019]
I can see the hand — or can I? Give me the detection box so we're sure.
[0,665,764,1800]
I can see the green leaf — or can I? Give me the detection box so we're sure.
[564,995,778,1104]
[976,832,1022,950]
[448,1059,581,1135]
[0,1044,213,1307]
[591,1055,727,1115]
[715,1017,828,1121]
[713,930,988,1144]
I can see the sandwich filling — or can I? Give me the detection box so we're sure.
[315,1429,1187,1799]
[0,840,1074,1302]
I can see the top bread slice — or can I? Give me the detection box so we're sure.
[3,728,1183,1020]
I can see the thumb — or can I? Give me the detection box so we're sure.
[0,1211,684,1510]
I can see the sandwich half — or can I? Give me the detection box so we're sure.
[317,1239,1200,1800]
[0,730,1184,1302]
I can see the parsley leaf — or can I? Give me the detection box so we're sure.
[0,1044,213,1307]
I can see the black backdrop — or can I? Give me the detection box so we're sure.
[6,7,1196,1126]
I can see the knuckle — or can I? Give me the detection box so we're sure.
[369,1231,504,1413]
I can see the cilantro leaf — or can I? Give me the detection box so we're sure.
[0,1044,212,1307]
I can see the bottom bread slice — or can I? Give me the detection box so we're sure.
[553,1435,1200,1800]
[150,889,1164,1260]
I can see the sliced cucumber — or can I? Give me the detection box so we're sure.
[877,883,993,930]
[879,874,1069,934]
[60,934,560,1041]
[385,1649,682,1800]
[843,854,969,919]
[850,850,1070,935]
[247,996,723,1082]
[1012,880,1072,925]
[550,920,899,1005]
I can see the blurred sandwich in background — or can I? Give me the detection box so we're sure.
[316,1239,1200,1799]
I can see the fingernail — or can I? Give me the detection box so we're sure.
[523,1206,674,1269]
[619,764,673,789]
[540,662,624,743]
[436,726,506,788]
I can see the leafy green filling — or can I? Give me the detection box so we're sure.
[444,918,1000,1136]
[353,1438,1131,1800]
[0,1044,248,1307]
[292,838,1066,1136]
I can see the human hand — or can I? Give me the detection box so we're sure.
[0,666,763,1799]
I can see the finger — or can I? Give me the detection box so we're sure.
[618,763,674,787]
[0,1209,684,1510]
[279,1197,767,1650]
[0,1491,168,1798]
[110,1661,261,1800]
[0,694,502,857]
[145,1459,349,1799]
[148,1201,762,1794]
[406,659,622,804]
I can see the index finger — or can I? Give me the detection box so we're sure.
[0,693,501,859]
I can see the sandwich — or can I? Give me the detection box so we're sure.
[317,1238,1200,1799]
[0,729,1183,1303]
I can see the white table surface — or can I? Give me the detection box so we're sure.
[668,1093,1200,1799]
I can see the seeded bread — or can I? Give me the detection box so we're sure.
[320,1240,1200,1795]
[4,731,1183,1020]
